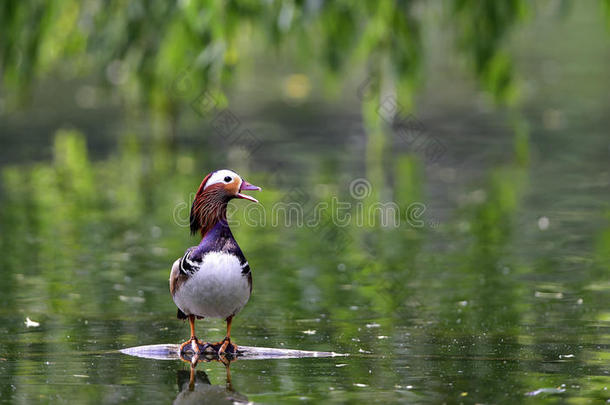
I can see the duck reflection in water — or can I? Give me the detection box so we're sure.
[174,351,248,405]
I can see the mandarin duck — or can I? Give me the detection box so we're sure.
[170,169,261,355]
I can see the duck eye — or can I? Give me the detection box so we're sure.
[224,176,232,183]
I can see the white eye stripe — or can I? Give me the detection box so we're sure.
[203,169,241,190]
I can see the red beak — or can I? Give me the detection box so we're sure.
[236,180,262,203]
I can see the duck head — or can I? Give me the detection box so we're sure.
[190,169,261,236]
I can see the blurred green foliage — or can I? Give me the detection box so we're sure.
[1,0,529,114]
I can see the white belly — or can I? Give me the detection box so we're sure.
[173,252,251,319]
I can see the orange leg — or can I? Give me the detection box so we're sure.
[218,316,237,355]
[179,315,203,354]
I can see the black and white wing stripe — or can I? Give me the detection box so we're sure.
[179,245,250,276]
[179,247,200,275]
[240,260,250,275]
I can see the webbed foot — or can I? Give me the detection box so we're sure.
[215,337,238,355]
[179,337,205,354]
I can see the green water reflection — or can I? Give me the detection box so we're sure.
[1,1,609,404]
[0,122,607,403]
